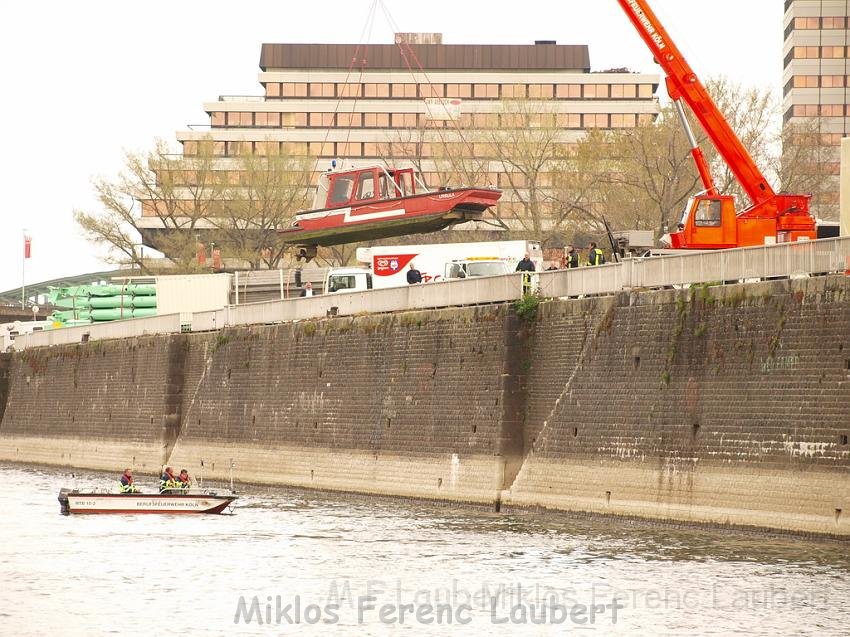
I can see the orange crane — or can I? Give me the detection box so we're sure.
[616,0,816,249]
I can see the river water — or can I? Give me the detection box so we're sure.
[2,463,848,636]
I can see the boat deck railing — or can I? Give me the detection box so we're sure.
[12,236,850,351]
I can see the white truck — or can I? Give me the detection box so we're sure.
[324,240,543,293]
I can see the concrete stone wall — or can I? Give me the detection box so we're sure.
[1,276,848,537]
[506,277,850,537]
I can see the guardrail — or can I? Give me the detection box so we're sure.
[12,314,182,350]
[10,237,850,351]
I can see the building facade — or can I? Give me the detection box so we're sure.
[783,0,850,219]
[140,36,659,245]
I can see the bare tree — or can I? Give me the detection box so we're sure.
[75,138,228,273]
[76,137,318,272]
[210,148,314,269]
[566,77,834,235]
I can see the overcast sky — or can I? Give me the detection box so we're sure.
[0,0,783,293]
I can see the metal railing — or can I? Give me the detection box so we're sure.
[10,237,850,351]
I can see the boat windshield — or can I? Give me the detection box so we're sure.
[329,176,355,205]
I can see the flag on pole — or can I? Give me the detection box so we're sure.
[24,235,32,259]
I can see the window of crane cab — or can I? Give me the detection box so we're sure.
[694,199,722,227]
[329,175,355,206]
[355,170,377,201]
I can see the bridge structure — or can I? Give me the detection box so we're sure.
[8,236,850,351]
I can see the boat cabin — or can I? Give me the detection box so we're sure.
[309,165,422,211]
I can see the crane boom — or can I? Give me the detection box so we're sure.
[615,0,815,249]
[617,0,774,207]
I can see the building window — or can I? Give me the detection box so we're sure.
[822,16,847,29]
[226,112,252,126]
[281,83,308,97]
[336,112,363,127]
[556,84,581,99]
[309,142,334,157]
[793,104,819,117]
[821,75,845,88]
[282,142,309,155]
[391,83,417,98]
[794,46,820,59]
[794,17,821,29]
[210,112,225,127]
[265,83,281,98]
[794,75,820,88]
[473,84,499,98]
[364,83,390,98]
[556,113,581,128]
[583,84,610,99]
[254,112,281,127]
[611,84,637,98]
[420,84,444,98]
[255,141,280,156]
[364,113,390,127]
[182,141,198,156]
[821,104,844,116]
[822,46,846,58]
[338,83,362,98]
[500,84,526,99]
[281,112,308,127]
[638,84,654,98]
[309,113,335,127]
[337,142,363,157]
[583,113,609,128]
[611,113,637,128]
[446,84,472,98]
[309,83,335,97]
[528,84,554,99]
[473,113,499,128]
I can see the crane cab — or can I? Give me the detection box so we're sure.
[668,193,816,249]
[670,195,738,249]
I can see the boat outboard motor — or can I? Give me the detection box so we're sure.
[58,488,71,515]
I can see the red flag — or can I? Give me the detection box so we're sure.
[24,235,32,259]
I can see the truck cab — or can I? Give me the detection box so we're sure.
[325,267,373,293]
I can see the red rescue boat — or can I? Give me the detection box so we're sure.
[280,164,502,250]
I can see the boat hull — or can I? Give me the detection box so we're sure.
[281,187,501,247]
[58,489,236,515]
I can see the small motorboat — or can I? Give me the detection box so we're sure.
[58,488,237,515]
[280,164,502,254]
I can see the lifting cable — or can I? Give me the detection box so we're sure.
[319,0,379,164]
[376,1,487,187]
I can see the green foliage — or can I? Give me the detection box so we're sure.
[302,322,317,337]
[514,294,540,321]
[211,333,230,353]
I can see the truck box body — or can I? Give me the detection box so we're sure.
[325,240,542,293]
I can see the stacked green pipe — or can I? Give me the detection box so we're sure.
[49,284,157,326]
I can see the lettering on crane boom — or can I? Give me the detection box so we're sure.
[626,0,667,50]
